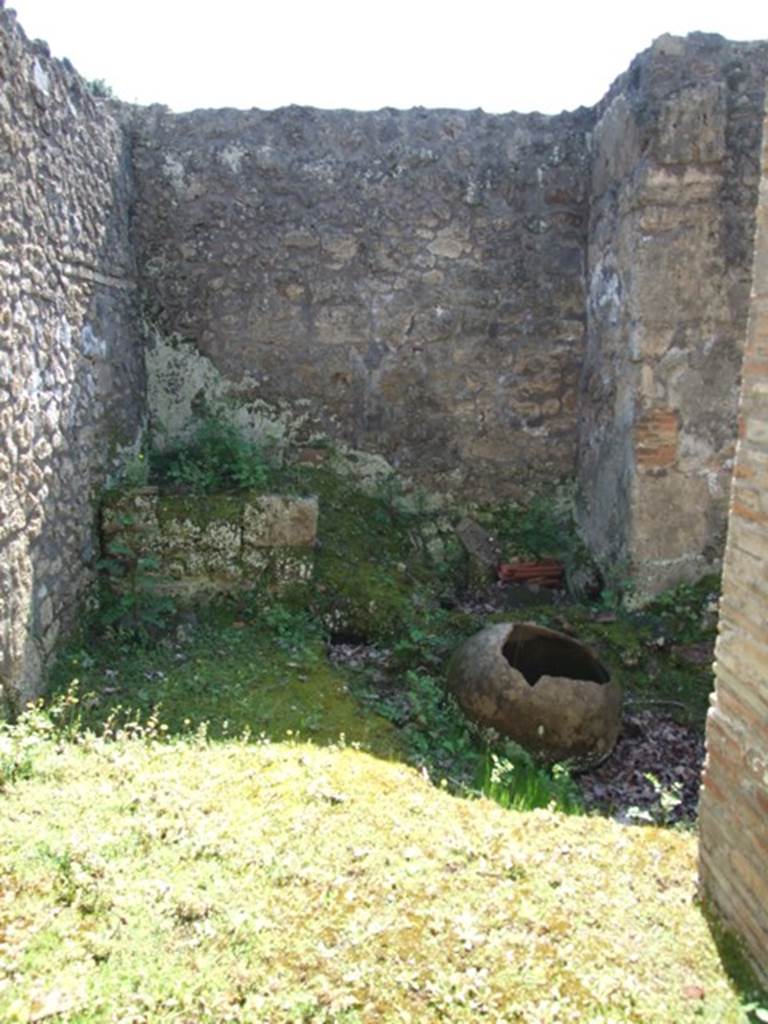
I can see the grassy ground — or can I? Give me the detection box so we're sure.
[1,445,763,1021]
[49,610,401,757]
[0,720,759,1024]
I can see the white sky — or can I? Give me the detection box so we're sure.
[8,0,768,114]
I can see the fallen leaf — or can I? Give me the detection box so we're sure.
[681,984,705,1000]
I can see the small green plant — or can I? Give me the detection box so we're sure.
[258,604,324,651]
[121,450,150,487]
[622,772,687,826]
[97,521,175,643]
[379,670,478,785]
[87,77,115,99]
[646,575,720,644]
[150,416,272,494]
[477,486,597,596]
[479,745,583,814]
[596,560,635,611]
[389,610,458,674]
[0,706,51,788]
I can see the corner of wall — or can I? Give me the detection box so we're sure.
[0,8,146,710]
[576,35,768,602]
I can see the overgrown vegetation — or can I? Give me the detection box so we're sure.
[3,417,758,1019]
[96,523,176,644]
[148,416,274,494]
[92,415,722,799]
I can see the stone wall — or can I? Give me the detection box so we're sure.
[128,38,768,596]
[130,104,593,501]
[699,98,768,990]
[3,2,768,716]
[577,33,768,599]
[0,4,145,710]
[102,490,317,597]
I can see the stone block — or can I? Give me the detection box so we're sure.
[102,489,161,538]
[243,496,318,549]
[656,83,727,165]
[99,491,318,598]
[159,516,242,582]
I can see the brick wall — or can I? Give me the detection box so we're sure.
[699,98,768,989]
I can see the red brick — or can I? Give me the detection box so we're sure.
[635,408,679,468]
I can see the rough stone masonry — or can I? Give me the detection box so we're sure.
[0,3,144,711]
[2,2,767,694]
[128,34,768,603]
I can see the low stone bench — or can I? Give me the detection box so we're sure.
[101,488,318,597]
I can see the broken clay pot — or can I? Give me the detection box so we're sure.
[447,622,621,767]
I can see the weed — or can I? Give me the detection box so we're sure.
[0,686,84,788]
[476,485,597,596]
[258,604,325,651]
[479,745,584,814]
[490,493,566,559]
[621,772,689,827]
[595,560,635,611]
[646,575,720,644]
[646,771,685,824]
[0,706,51,788]
[86,77,115,98]
[120,449,150,487]
[388,609,461,674]
[96,516,175,644]
[150,415,273,494]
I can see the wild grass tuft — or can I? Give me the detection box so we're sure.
[479,745,584,814]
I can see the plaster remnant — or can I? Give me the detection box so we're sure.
[31,58,48,94]
[219,143,247,172]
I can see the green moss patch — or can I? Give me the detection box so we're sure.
[49,611,400,758]
[155,494,244,530]
[275,465,450,643]
[0,722,756,1023]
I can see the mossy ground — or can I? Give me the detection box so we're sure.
[0,725,761,1023]
[49,608,401,759]
[2,461,762,1021]
[286,464,454,643]
[82,460,724,796]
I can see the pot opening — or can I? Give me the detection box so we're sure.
[502,624,610,686]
